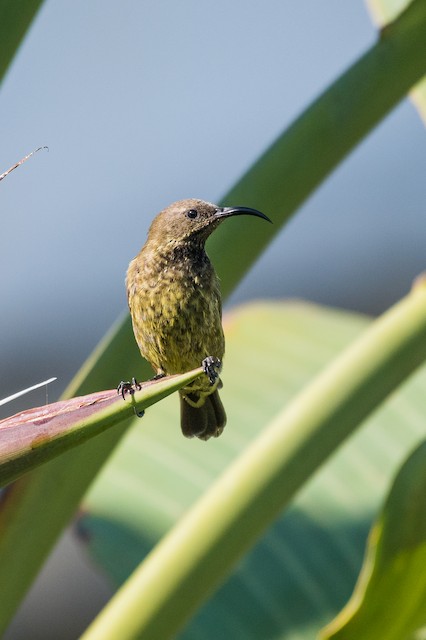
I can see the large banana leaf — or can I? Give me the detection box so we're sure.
[79,301,426,639]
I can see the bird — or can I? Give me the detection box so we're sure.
[122,198,271,441]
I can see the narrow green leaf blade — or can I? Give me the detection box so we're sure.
[0,0,45,84]
[321,440,426,640]
[0,369,203,488]
[212,0,426,292]
[365,0,426,125]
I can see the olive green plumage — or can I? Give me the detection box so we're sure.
[126,198,270,440]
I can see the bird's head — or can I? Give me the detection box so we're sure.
[146,198,271,249]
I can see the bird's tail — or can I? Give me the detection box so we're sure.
[179,389,226,440]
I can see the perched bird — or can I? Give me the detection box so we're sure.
[123,199,271,440]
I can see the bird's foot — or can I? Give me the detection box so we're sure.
[151,373,166,381]
[117,378,144,417]
[117,377,142,399]
[202,356,222,385]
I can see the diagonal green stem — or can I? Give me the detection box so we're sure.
[80,283,426,640]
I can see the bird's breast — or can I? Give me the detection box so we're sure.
[126,251,224,375]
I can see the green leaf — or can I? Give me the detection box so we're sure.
[365,0,426,125]
[320,440,426,640]
[0,0,45,84]
[0,369,203,489]
[79,294,426,640]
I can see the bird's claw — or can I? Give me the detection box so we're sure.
[151,373,166,381]
[117,377,142,399]
[202,356,222,385]
[117,381,133,399]
[117,378,145,418]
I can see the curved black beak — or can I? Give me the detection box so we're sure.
[214,206,272,223]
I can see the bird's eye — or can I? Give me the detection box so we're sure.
[186,209,198,219]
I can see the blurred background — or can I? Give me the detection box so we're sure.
[1,1,425,637]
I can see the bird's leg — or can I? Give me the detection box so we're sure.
[151,372,166,381]
[202,356,222,385]
[117,381,133,399]
[117,377,142,399]
[117,378,144,418]
[132,377,142,390]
